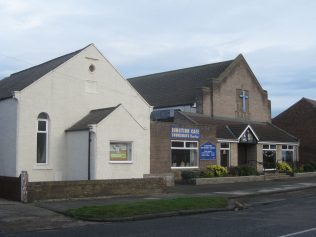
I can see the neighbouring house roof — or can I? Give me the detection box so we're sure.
[304,97,316,107]
[273,97,316,121]
[66,105,120,131]
[127,59,234,108]
[177,112,298,143]
[0,44,91,101]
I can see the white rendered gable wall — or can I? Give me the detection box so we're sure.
[15,45,151,181]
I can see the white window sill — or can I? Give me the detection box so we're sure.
[171,166,199,169]
[33,164,52,170]
[109,161,133,164]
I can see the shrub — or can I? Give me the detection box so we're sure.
[181,170,200,180]
[303,163,315,172]
[206,165,228,177]
[199,170,214,178]
[277,162,293,174]
[231,166,258,176]
[309,163,316,170]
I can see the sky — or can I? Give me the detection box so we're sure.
[0,0,315,117]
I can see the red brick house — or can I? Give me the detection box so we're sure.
[273,98,316,164]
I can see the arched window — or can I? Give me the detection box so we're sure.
[37,113,49,164]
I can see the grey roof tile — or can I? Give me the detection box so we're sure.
[179,112,298,143]
[128,60,234,108]
[66,105,120,131]
[0,45,90,101]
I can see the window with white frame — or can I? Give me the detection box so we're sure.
[282,145,294,163]
[262,144,277,170]
[220,143,230,167]
[171,141,198,168]
[110,142,132,162]
[37,113,49,164]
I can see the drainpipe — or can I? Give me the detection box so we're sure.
[210,80,214,118]
[87,125,96,180]
[88,131,91,180]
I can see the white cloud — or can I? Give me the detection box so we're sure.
[1,0,316,115]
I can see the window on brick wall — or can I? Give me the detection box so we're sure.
[282,145,294,163]
[262,144,277,170]
[171,140,198,168]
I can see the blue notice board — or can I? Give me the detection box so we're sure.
[200,142,216,160]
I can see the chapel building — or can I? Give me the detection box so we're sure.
[0,44,151,181]
[128,54,299,175]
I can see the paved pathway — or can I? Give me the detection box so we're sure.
[0,199,86,234]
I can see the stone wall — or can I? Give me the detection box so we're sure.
[26,177,166,202]
[0,176,21,201]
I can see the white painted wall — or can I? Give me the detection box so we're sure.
[92,105,150,179]
[66,131,89,180]
[0,98,17,176]
[15,44,151,181]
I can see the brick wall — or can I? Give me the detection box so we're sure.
[27,178,166,202]
[273,98,316,164]
[150,120,217,176]
[0,176,21,201]
[212,61,271,122]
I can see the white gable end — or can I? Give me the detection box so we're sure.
[13,45,151,181]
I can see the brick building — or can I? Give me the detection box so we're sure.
[273,98,316,164]
[128,54,298,174]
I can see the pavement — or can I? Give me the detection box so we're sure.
[1,176,316,234]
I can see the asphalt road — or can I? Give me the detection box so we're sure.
[2,188,316,237]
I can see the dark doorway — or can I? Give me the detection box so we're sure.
[238,144,257,167]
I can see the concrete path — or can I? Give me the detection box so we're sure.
[169,176,316,197]
[0,198,86,234]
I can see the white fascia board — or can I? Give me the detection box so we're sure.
[217,139,239,143]
[258,141,299,146]
[237,125,260,142]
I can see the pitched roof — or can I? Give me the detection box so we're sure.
[304,97,316,107]
[128,59,234,108]
[177,112,298,143]
[0,45,90,101]
[66,105,120,131]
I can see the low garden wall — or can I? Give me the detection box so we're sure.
[192,173,294,185]
[144,173,175,186]
[193,176,265,185]
[293,172,316,178]
[27,177,166,202]
[0,171,167,203]
[0,175,21,201]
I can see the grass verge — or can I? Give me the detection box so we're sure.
[65,196,228,219]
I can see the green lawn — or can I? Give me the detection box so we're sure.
[65,196,228,219]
